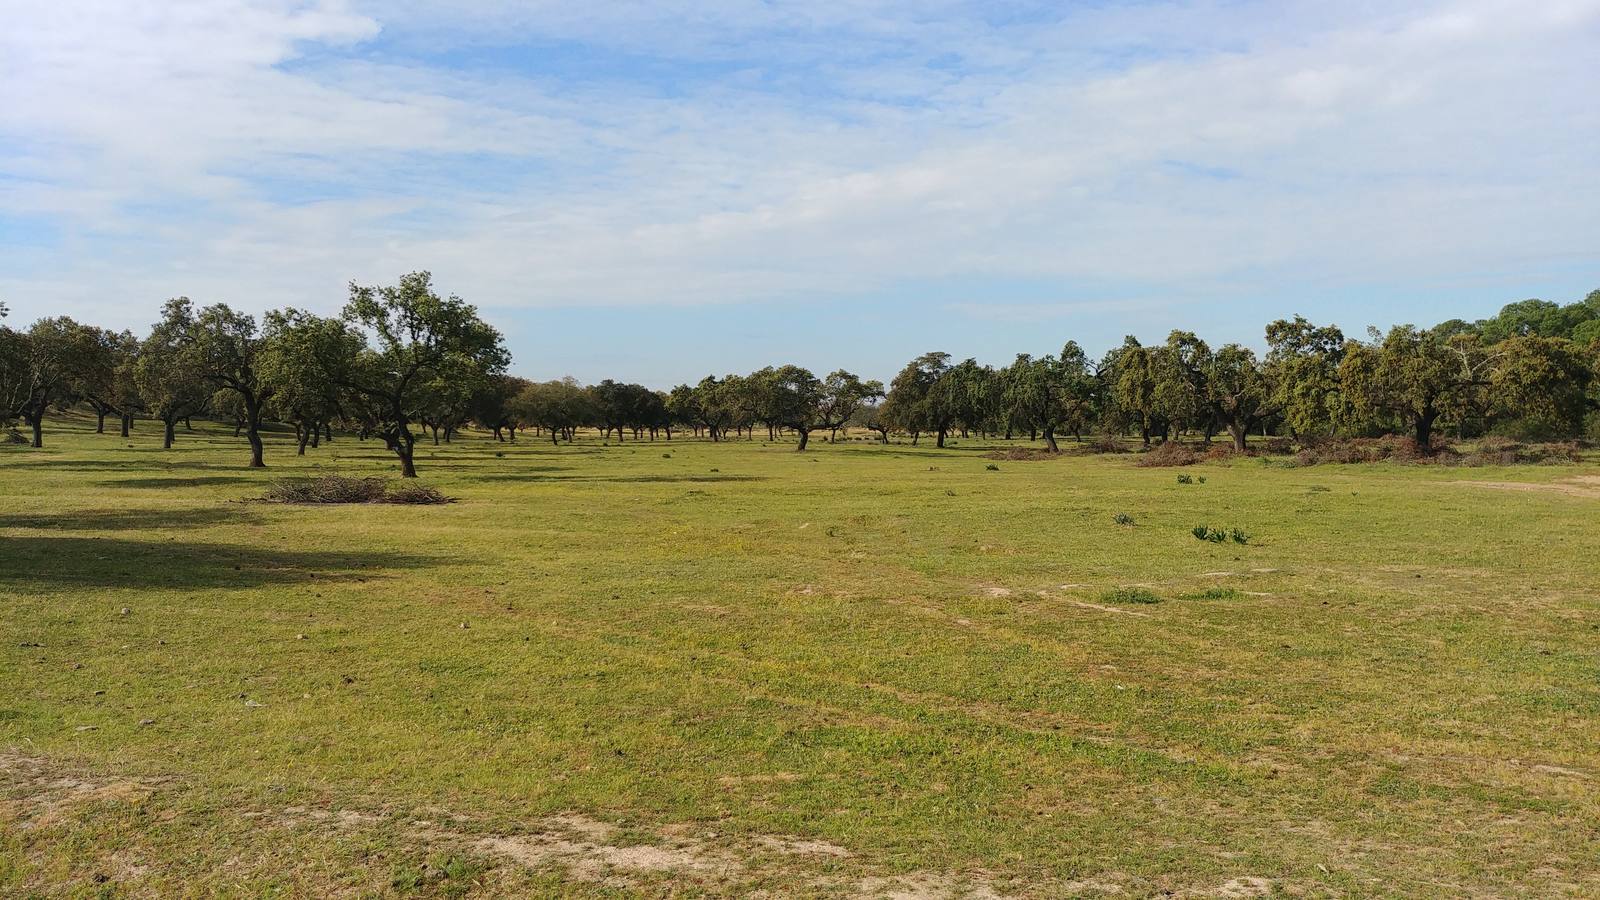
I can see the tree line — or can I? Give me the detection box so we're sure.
[3,279,1598,475]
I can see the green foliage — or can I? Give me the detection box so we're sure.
[1112,512,1135,526]
[1192,524,1242,543]
[1184,587,1242,600]
[1101,586,1161,604]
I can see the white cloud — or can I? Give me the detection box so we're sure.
[1,0,1597,335]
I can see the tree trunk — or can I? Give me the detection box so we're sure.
[297,426,310,456]
[246,425,265,468]
[396,431,418,477]
[1043,428,1058,452]
[936,427,947,449]
[796,429,810,451]
[163,418,176,449]
[120,414,132,438]
[1414,409,1437,449]
[1228,423,1248,452]
[29,413,42,448]
[96,411,106,433]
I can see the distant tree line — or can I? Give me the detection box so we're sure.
[3,283,1598,475]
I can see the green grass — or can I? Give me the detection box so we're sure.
[4,414,1600,896]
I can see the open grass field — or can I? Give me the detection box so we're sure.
[4,415,1600,897]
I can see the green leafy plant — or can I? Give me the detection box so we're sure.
[1183,587,1241,600]
[1112,513,1136,526]
[1102,587,1161,604]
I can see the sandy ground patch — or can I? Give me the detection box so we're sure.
[1452,475,1600,499]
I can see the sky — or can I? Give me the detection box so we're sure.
[2,0,1598,386]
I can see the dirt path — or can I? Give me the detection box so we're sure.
[1452,475,1600,499]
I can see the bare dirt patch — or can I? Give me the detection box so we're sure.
[1452,476,1600,499]
[2,750,1137,896]
[0,750,173,830]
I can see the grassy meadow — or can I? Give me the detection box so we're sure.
[3,414,1600,897]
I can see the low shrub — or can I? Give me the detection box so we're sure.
[1089,435,1130,454]
[1191,524,1243,543]
[1184,587,1242,600]
[985,463,1001,471]
[261,474,453,505]
[1261,437,1295,455]
[1102,587,1161,604]
[984,448,1058,461]
[1176,473,1194,484]
[1135,441,1199,467]
[1112,512,1136,526]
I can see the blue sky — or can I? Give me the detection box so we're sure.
[2,0,1597,386]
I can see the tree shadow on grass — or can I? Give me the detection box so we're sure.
[0,458,250,473]
[474,473,768,484]
[0,536,430,592]
[0,507,264,531]
[97,476,258,489]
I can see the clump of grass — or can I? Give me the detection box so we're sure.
[261,474,452,505]
[1112,512,1136,526]
[391,854,484,894]
[1184,587,1242,600]
[1177,473,1194,484]
[985,463,1000,471]
[662,452,672,458]
[1197,475,1207,484]
[1102,586,1161,604]
[1189,524,1251,544]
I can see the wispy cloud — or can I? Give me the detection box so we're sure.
[2,0,1597,369]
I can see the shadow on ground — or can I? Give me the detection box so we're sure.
[97,476,258,489]
[0,536,430,591]
[473,473,768,484]
[0,507,265,531]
